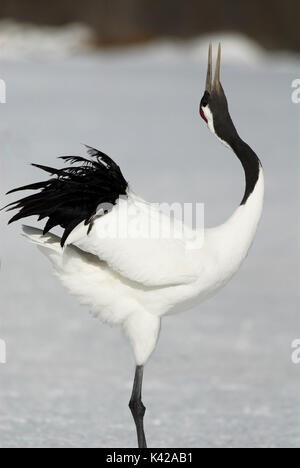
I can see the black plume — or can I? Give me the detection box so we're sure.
[3,146,128,247]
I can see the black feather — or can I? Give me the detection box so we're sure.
[6,181,51,195]
[31,164,62,175]
[4,146,128,247]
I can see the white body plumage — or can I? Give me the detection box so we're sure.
[22,163,264,365]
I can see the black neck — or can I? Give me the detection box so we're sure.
[208,91,261,206]
[229,135,261,205]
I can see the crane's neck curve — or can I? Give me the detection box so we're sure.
[229,135,261,205]
[219,132,264,246]
[201,103,264,289]
[205,133,264,286]
[203,104,262,206]
[208,140,264,284]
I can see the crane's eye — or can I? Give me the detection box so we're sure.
[200,91,210,107]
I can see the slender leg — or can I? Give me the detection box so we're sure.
[129,365,147,448]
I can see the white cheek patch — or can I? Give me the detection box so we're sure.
[202,105,231,150]
[202,105,214,133]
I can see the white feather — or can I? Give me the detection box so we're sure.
[66,190,201,287]
[22,166,264,365]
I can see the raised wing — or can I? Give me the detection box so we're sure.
[3,146,128,246]
[4,146,201,287]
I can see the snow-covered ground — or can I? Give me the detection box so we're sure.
[0,31,299,448]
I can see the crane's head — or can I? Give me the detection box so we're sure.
[200,43,237,146]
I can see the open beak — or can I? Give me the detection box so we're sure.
[205,42,221,93]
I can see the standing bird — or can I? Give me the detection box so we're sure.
[3,44,264,448]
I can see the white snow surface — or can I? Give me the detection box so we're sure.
[0,34,299,447]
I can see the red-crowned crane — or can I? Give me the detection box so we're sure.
[3,44,264,448]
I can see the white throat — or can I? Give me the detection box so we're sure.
[202,105,231,149]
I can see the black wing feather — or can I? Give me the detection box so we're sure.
[6,180,51,195]
[3,146,128,247]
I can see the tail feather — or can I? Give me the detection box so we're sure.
[21,225,99,270]
[22,224,61,248]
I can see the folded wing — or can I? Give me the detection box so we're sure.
[67,191,200,287]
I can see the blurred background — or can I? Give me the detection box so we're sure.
[0,0,300,51]
[0,0,299,449]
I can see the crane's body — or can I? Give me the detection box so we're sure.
[22,166,263,366]
[4,44,264,448]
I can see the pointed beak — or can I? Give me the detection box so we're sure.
[205,42,221,93]
[213,43,221,89]
[205,42,212,93]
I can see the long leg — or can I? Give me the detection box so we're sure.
[129,365,147,448]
